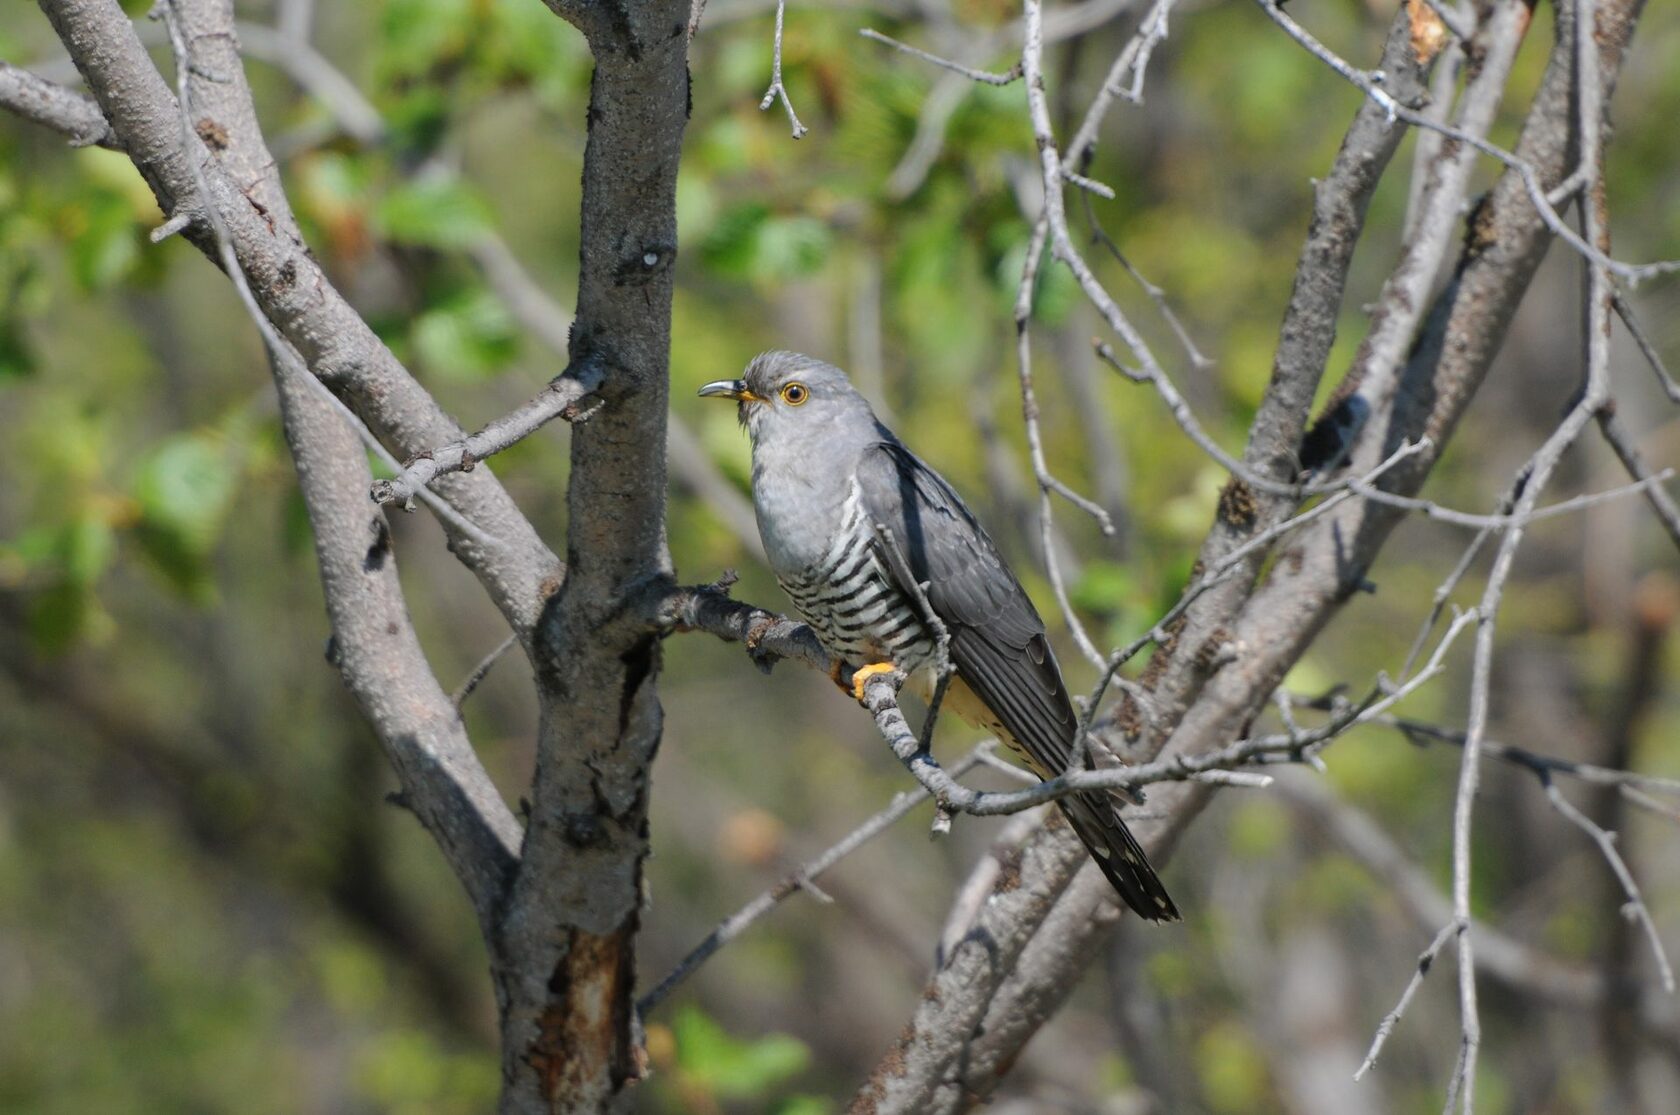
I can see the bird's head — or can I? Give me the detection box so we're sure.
[698,351,875,445]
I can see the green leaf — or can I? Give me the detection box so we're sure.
[672,1005,811,1100]
[700,203,770,277]
[750,216,832,279]
[374,178,493,249]
[700,205,831,282]
[412,287,519,380]
[59,514,116,585]
[27,581,111,650]
[1070,560,1135,619]
[0,316,34,381]
[376,0,473,80]
[68,192,141,291]
[132,433,240,598]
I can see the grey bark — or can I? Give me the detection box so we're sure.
[21,0,689,1110]
[493,4,691,1112]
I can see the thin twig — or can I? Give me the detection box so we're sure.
[847,606,1476,818]
[370,358,606,508]
[1013,216,1108,668]
[1376,715,1680,799]
[638,740,1000,1013]
[150,0,498,552]
[1347,468,1674,530]
[1597,410,1680,556]
[1542,773,1676,993]
[1081,188,1210,370]
[859,28,1021,85]
[453,632,518,708]
[1357,920,1461,1080]
[759,0,807,138]
[1445,9,1617,1104]
[1254,0,1680,287]
[1613,292,1680,404]
[1077,439,1430,736]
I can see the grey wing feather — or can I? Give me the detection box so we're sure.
[853,441,1079,776]
[855,441,1180,924]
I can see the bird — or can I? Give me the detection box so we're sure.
[699,351,1179,923]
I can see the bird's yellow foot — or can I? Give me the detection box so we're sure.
[850,662,897,702]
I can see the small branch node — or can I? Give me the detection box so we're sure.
[149,211,194,242]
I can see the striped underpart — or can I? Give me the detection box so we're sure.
[776,480,939,674]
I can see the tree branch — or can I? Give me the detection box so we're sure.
[371,359,607,508]
[0,59,118,147]
[36,0,561,637]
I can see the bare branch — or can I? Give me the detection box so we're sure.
[1062,0,1181,165]
[141,0,521,933]
[1446,11,1617,1108]
[759,0,807,138]
[1614,292,1680,404]
[0,59,118,147]
[1542,774,1675,992]
[370,359,606,508]
[1256,0,1680,287]
[1598,409,1680,556]
[39,0,561,635]
[1359,921,1462,1081]
[638,740,1001,1014]
[233,21,385,144]
[1080,190,1209,370]
[1079,438,1431,732]
[657,575,832,675]
[1344,468,1676,530]
[859,27,1021,85]
[850,606,1474,818]
[1375,715,1680,799]
[463,230,766,560]
[454,632,519,708]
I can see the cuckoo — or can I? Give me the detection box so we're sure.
[700,351,1179,923]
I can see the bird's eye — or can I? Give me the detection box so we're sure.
[780,382,809,406]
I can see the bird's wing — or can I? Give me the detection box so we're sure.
[856,441,1181,923]
[854,441,1079,779]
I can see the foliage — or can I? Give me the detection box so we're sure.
[2,1,1678,1111]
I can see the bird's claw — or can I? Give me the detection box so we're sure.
[849,662,897,702]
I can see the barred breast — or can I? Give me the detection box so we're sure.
[776,480,940,674]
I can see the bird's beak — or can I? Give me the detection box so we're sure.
[698,379,764,403]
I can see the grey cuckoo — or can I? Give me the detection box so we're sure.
[700,351,1178,923]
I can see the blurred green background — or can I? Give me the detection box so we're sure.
[3,1,1679,1111]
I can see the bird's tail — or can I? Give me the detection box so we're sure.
[1059,792,1180,923]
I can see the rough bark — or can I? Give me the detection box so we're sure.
[493,5,692,1113]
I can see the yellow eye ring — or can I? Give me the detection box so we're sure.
[780,382,809,406]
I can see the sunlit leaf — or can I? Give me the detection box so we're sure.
[412,287,519,380]
[374,178,493,249]
[701,204,832,282]
[131,433,240,599]
[1070,559,1135,618]
[672,1005,811,1100]
[67,193,141,291]
[60,514,116,586]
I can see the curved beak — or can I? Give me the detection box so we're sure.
[698,379,764,403]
